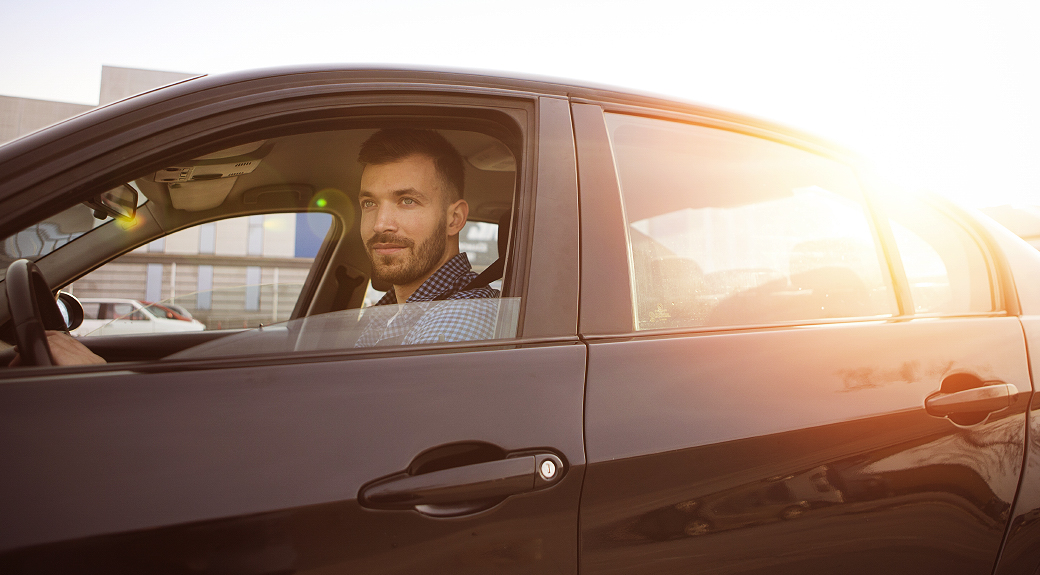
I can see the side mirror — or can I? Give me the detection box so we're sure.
[55,291,84,332]
[83,184,138,221]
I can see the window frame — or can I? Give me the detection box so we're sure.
[577,102,1016,340]
[577,102,912,339]
[0,83,582,374]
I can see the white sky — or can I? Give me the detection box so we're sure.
[2,0,1038,207]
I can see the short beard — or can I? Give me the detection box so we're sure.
[367,220,447,288]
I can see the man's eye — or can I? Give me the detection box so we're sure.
[361,200,375,208]
[402,198,415,205]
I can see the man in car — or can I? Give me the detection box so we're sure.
[353,128,500,346]
[17,128,499,364]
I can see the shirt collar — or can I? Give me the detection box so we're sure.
[376,253,474,305]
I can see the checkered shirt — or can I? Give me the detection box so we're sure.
[355,253,501,347]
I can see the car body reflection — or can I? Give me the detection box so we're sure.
[606,412,1020,547]
[629,465,843,540]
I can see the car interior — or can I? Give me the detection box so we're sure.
[0,120,522,366]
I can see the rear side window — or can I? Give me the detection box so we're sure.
[605,114,897,330]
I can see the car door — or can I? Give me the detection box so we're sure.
[0,74,585,574]
[574,103,1030,574]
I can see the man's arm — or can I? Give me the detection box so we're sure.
[9,331,106,366]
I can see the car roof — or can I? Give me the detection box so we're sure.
[0,65,853,164]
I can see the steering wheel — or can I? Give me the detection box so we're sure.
[5,259,65,366]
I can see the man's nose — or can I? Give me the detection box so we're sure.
[372,204,398,233]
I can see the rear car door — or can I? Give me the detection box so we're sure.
[0,73,585,574]
[983,218,1040,575]
[574,102,1031,574]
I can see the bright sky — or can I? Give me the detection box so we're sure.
[2,0,1037,207]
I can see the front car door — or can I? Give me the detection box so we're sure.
[0,71,585,574]
[574,102,1031,574]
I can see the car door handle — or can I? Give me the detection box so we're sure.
[925,383,1017,417]
[359,453,564,511]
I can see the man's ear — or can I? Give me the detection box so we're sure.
[446,199,469,236]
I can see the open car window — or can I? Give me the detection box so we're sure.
[73,216,500,335]
[1,120,523,362]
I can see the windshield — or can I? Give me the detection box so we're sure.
[0,203,110,280]
[0,184,146,281]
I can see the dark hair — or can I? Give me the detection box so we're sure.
[357,128,465,201]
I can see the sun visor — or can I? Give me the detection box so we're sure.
[167,178,238,211]
[154,141,270,211]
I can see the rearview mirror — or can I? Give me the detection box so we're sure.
[83,184,138,221]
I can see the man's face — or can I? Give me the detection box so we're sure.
[359,154,457,287]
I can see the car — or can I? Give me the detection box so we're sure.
[72,297,206,336]
[0,66,1038,574]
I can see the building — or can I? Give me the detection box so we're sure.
[1,66,197,146]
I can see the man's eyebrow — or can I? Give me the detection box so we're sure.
[391,188,426,199]
[358,188,430,202]
[357,188,422,199]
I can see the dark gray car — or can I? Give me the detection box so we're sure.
[0,67,1037,574]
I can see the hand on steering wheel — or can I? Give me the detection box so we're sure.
[5,259,67,366]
